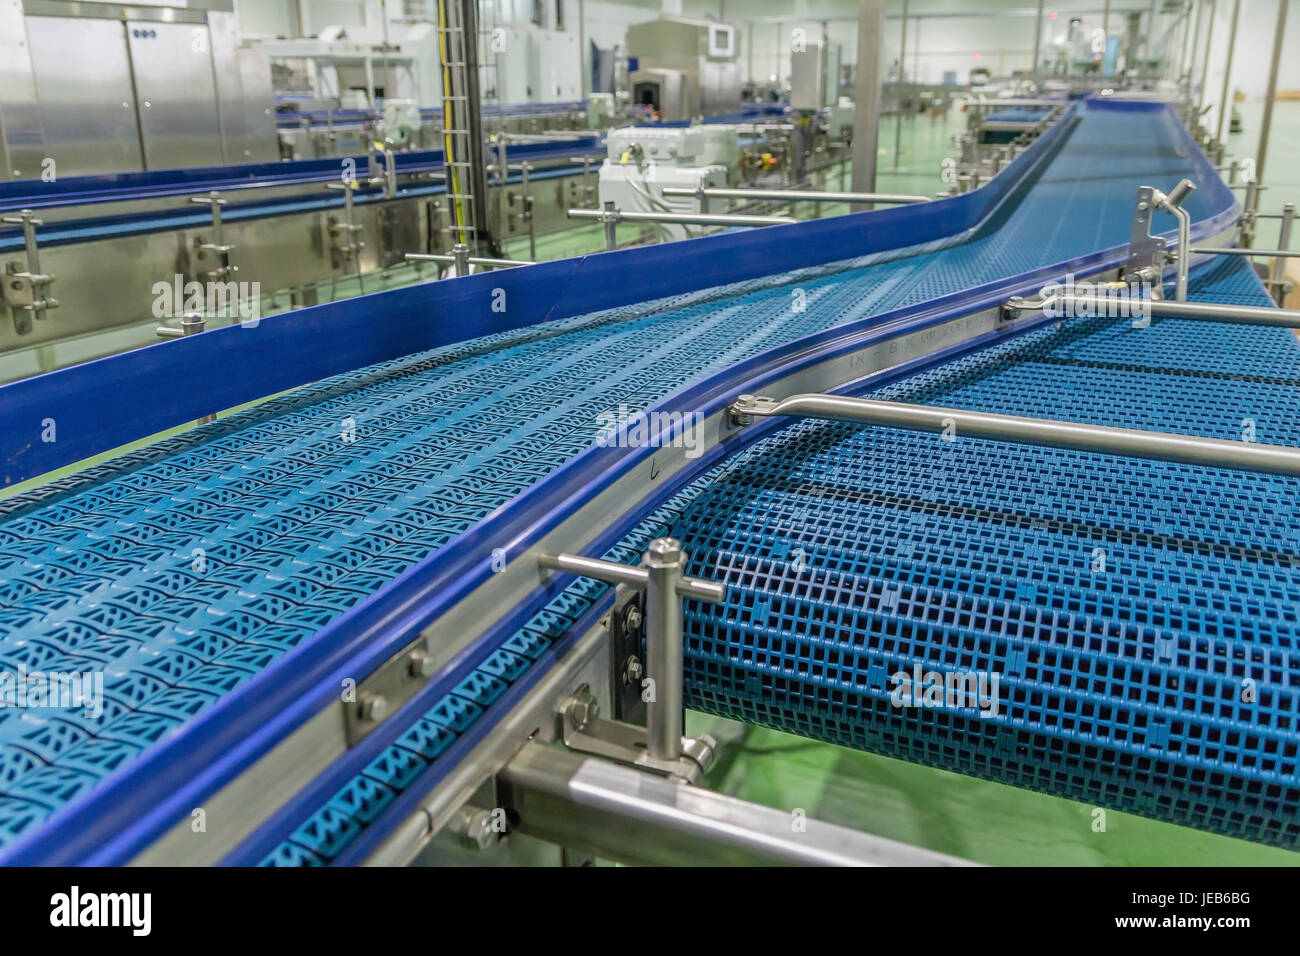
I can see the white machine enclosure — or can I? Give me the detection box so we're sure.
[598,125,739,241]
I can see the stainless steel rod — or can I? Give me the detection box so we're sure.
[537,552,725,603]
[1189,246,1300,258]
[643,539,684,762]
[732,393,1300,476]
[1009,290,1300,328]
[1216,0,1240,144]
[1256,0,1289,187]
[567,208,797,227]
[405,253,533,267]
[660,186,931,205]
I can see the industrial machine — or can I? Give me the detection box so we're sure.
[0,3,278,178]
[626,15,743,120]
[0,89,1296,868]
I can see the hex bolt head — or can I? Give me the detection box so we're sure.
[359,693,389,723]
[408,652,436,678]
[623,656,644,686]
[568,690,600,728]
[622,604,643,636]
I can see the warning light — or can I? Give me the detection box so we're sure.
[1049,11,1058,18]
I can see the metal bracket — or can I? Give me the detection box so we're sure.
[190,193,237,283]
[1,209,57,334]
[1126,185,1167,301]
[557,684,716,784]
[342,633,439,746]
[608,585,645,723]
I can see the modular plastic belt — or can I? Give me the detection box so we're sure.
[0,104,1242,856]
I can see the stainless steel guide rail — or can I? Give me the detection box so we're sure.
[728,393,1300,476]
[661,186,933,207]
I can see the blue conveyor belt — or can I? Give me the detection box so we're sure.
[0,102,1264,856]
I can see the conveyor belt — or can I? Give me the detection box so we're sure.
[0,101,1248,856]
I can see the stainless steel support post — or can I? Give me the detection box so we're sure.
[452,242,470,276]
[1256,0,1289,189]
[602,200,617,250]
[537,541,725,766]
[1216,0,1241,144]
[1273,202,1295,301]
[643,539,684,762]
[851,0,884,192]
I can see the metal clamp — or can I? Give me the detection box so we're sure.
[1,209,58,335]
[325,181,365,274]
[1127,180,1196,303]
[538,538,726,779]
[189,192,237,283]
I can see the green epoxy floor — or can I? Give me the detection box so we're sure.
[11,107,1298,865]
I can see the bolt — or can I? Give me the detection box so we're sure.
[568,690,600,728]
[622,604,642,636]
[408,652,436,678]
[623,656,643,686]
[359,693,389,723]
[452,806,500,851]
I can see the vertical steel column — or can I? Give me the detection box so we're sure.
[850,0,884,193]
[1215,0,1240,143]
[602,200,618,250]
[893,0,908,170]
[1255,0,1289,190]
[643,538,686,762]
[1272,203,1295,299]
[457,0,493,255]
[1197,0,1215,115]
[1032,0,1044,78]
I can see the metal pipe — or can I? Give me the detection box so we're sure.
[498,741,977,867]
[643,538,684,762]
[731,393,1300,476]
[1032,0,1044,77]
[1169,203,1191,299]
[1273,202,1295,300]
[452,242,469,277]
[851,0,884,192]
[569,207,797,228]
[602,199,617,250]
[405,252,533,269]
[1215,0,1240,144]
[537,551,725,603]
[894,0,908,171]
[1256,0,1289,189]
[1009,288,1300,328]
[1189,245,1300,258]
[661,186,931,205]
[1197,0,1216,116]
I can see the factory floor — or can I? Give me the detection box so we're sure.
[11,104,1300,866]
